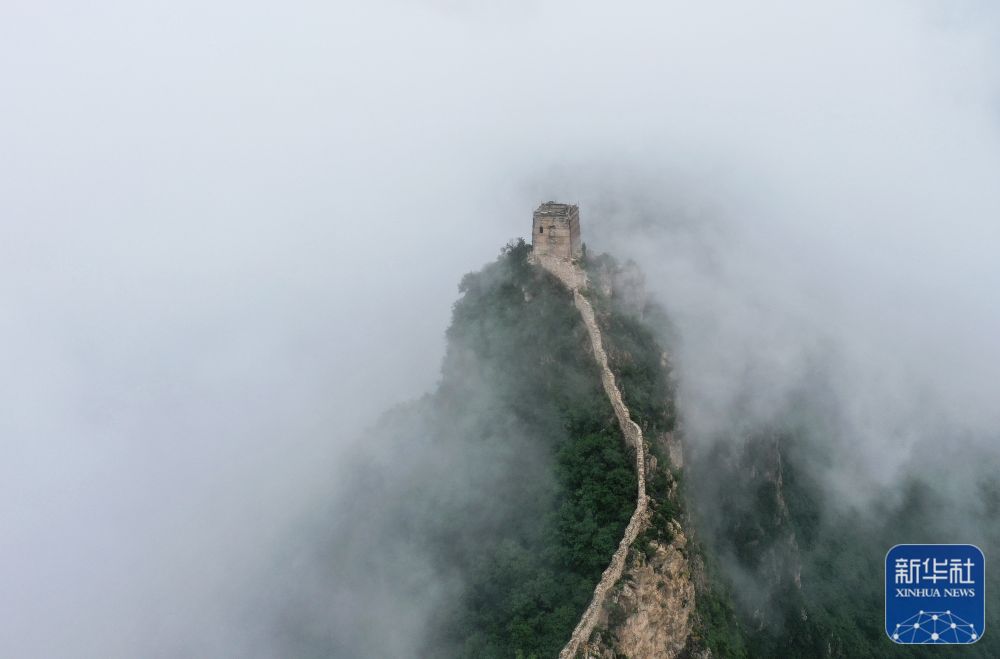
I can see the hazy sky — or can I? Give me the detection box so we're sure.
[2,1,1000,656]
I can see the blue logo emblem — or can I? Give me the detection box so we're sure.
[886,544,985,644]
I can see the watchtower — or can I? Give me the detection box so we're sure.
[531,202,582,260]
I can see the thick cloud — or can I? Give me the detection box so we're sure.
[2,0,999,656]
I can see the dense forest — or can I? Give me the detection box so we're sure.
[281,243,997,658]
[426,239,637,656]
[586,251,1000,658]
[283,240,637,657]
[686,426,1000,658]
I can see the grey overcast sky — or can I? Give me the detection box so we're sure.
[2,0,1000,656]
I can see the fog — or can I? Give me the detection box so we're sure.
[2,0,1000,656]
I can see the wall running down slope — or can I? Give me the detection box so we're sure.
[532,254,651,659]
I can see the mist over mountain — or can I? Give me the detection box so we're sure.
[2,1,1000,657]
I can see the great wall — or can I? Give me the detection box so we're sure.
[532,251,651,659]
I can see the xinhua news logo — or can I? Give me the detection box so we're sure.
[886,544,985,644]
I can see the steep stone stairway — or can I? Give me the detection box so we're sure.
[533,254,650,659]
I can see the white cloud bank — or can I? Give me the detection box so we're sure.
[1,0,999,655]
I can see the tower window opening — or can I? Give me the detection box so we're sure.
[539,226,543,234]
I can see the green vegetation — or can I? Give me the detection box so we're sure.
[585,251,1000,658]
[583,254,677,440]
[691,546,748,658]
[392,240,637,657]
[584,253,743,656]
[689,425,1000,658]
[308,245,999,659]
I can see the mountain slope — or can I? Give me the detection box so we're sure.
[284,240,638,657]
[283,239,998,658]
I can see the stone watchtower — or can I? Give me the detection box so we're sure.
[532,202,582,260]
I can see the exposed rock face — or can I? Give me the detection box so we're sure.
[595,530,695,659]
[659,430,684,470]
[532,249,694,659]
[746,437,803,610]
[710,434,803,630]
[533,253,649,659]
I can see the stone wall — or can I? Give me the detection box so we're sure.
[532,254,651,659]
[532,204,582,260]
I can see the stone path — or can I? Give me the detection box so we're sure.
[534,255,650,659]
